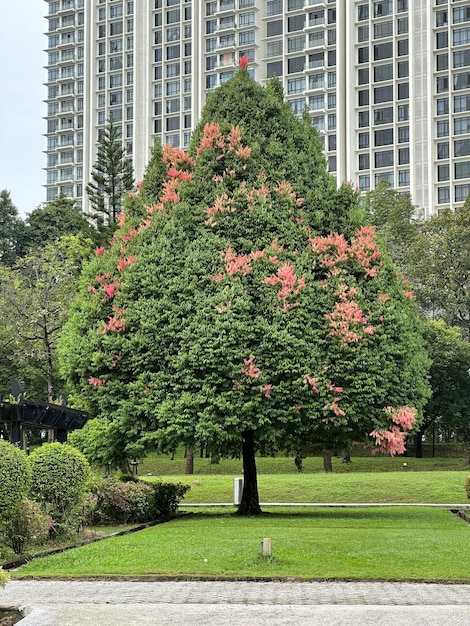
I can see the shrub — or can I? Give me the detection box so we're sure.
[0,567,9,588]
[1,498,52,555]
[466,476,470,499]
[0,441,31,522]
[88,478,190,524]
[29,443,90,534]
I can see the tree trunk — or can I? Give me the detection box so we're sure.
[415,428,425,458]
[323,451,333,472]
[342,449,351,463]
[185,448,194,475]
[236,429,262,515]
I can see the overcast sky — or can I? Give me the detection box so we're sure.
[0,2,45,217]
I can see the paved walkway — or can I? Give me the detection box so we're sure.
[2,580,470,625]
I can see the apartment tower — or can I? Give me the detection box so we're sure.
[44,0,470,218]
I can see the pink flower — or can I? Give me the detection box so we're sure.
[239,55,249,69]
[88,377,105,387]
[94,246,105,256]
[241,357,261,379]
[260,384,273,398]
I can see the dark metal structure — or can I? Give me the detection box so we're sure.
[0,381,88,446]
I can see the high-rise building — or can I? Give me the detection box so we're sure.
[43,0,470,218]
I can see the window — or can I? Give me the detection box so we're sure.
[358,132,370,149]
[267,0,282,16]
[398,148,409,164]
[374,42,393,61]
[375,128,394,146]
[397,17,408,34]
[454,138,470,157]
[453,6,470,24]
[437,53,449,71]
[454,49,470,68]
[309,73,324,90]
[455,184,470,202]
[309,53,324,69]
[287,77,305,94]
[437,142,449,159]
[308,32,323,48]
[375,150,394,168]
[437,120,449,138]
[288,57,304,74]
[359,153,370,170]
[267,61,283,78]
[358,26,369,43]
[438,164,450,181]
[438,187,450,204]
[455,161,470,179]
[374,1,392,18]
[454,94,470,113]
[374,64,393,82]
[375,172,394,186]
[397,39,408,56]
[358,111,369,128]
[374,21,392,39]
[290,98,305,115]
[398,83,409,99]
[437,31,448,49]
[454,72,470,90]
[288,15,305,32]
[328,156,336,172]
[288,35,305,52]
[358,68,369,85]
[358,5,369,21]
[437,98,449,115]
[358,47,369,64]
[309,10,324,27]
[328,114,336,130]
[398,170,410,187]
[453,28,470,46]
[437,76,449,93]
[358,90,369,106]
[374,85,393,103]
[311,115,325,131]
[359,175,370,191]
[267,20,282,37]
[454,116,470,135]
[398,61,409,78]
[328,93,336,109]
[309,94,324,110]
[436,10,448,27]
[266,40,282,57]
[396,126,409,145]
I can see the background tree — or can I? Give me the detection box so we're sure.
[86,116,134,227]
[60,68,430,514]
[25,195,101,250]
[363,181,419,269]
[0,235,91,400]
[0,189,27,266]
[405,202,470,338]
[415,320,470,457]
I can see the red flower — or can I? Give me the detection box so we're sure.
[94,246,105,256]
[239,55,249,69]
[88,377,105,387]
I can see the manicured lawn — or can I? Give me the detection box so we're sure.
[145,471,470,505]
[12,508,470,582]
[138,453,469,476]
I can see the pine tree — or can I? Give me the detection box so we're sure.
[0,189,27,266]
[86,117,134,225]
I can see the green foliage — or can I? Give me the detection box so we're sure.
[25,195,100,250]
[86,116,134,225]
[1,498,52,555]
[421,321,470,442]
[86,477,189,524]
[363,180,419,267]
[0,441,31,520]
[0,189,27,266]
[60,68,430,506]
[0,567,9,587]
[405,202,470,338]
[29,443,90,533]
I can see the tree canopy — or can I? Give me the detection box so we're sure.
[60,68,430,513]
[0,189,27,265]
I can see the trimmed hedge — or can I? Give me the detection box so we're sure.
[0,441,30,521]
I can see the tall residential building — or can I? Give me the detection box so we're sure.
[44,0,470,218]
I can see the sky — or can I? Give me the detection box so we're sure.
[0,2,46,217]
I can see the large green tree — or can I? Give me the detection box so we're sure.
[86,117,134,227]
[60,68,430,514]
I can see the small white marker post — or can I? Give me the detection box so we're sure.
[260,537,272,557]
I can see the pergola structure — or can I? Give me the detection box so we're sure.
[0,381,88,446]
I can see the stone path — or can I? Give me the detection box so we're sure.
[2,580,470,625]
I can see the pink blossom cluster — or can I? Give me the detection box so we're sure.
[370,406,417,456]
[264,262,306,312]
[241,357,261,379]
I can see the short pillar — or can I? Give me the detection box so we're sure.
[260,538,272,557]
[233,477,244,505]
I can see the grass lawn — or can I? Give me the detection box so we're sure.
[12,507,470,582]
[145,471,470,505]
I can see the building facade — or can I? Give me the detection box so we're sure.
[44,0,470,218]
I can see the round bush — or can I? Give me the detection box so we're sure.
[466,476,470,499]
[0,441,31,521]
[29,443,90,526]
